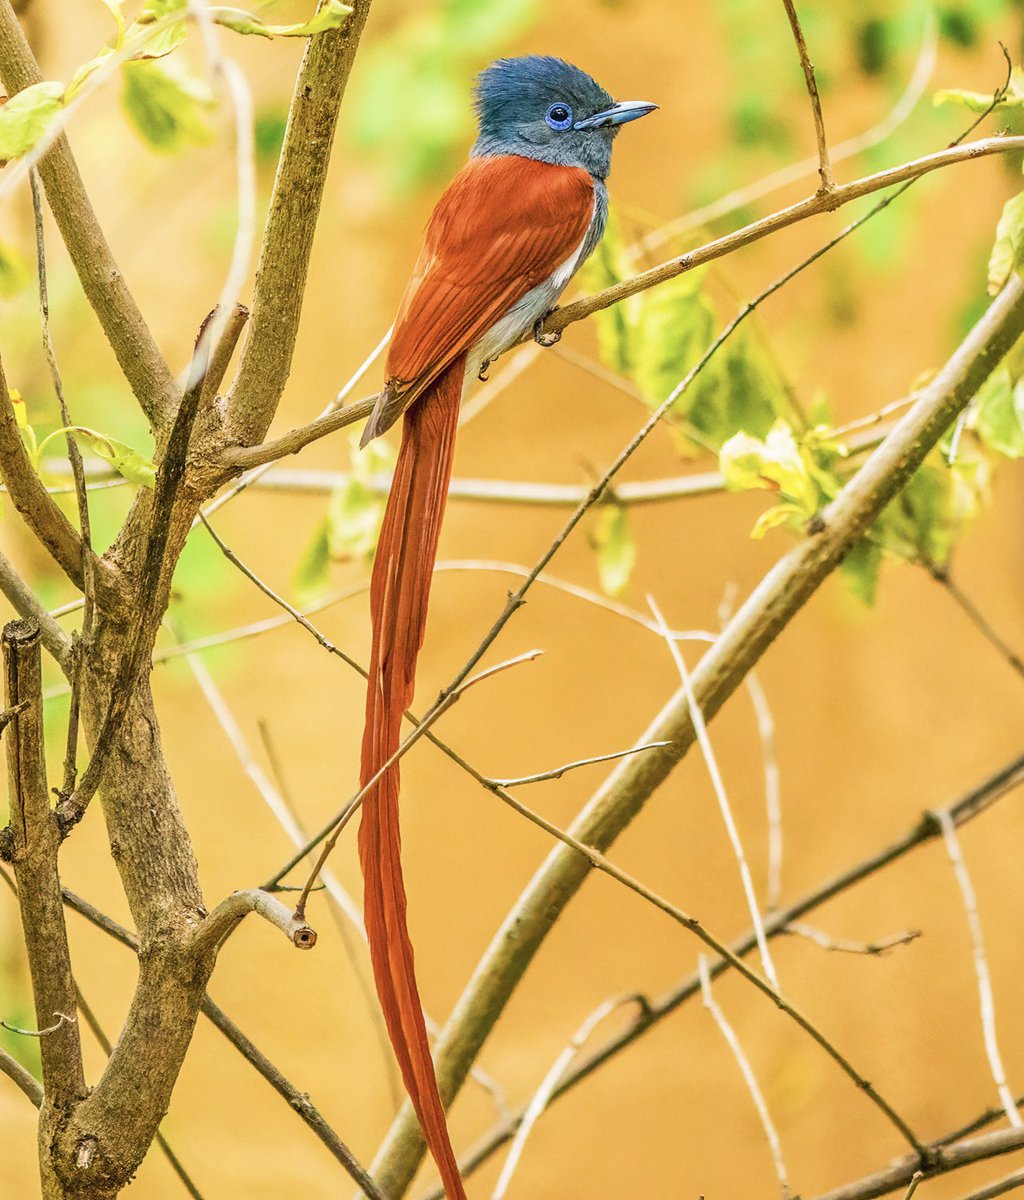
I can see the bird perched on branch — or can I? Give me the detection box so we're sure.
[358,56,656,1198]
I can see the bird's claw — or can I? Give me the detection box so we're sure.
[533,316,561,348]
[478,360,491,382]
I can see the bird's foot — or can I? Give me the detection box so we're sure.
[533,315,562,348]
[478,360,491,382]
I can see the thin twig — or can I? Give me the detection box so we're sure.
[0,1011,75,1037]
[0,547,72,670]
[699,956,789,1198]
[935,809,1022,1128]
[490,742,670,788]
[637,8,937,256]
[782,922,921,957]
[194,888,317,958]
[491,995,646,1200]
[0,1043,43,1107]
[289,649,543,918]
[31,169,93,797]
[781,0,834,191]
[954,1166,1024,1200]
[648,595,779,991]
[923,563,1024,682]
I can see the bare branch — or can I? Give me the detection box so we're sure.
[225,0,374,445]
[544,134,1024,340]
[955,1166,1024,1200]
[490,742,670,788]
[700,956,789,1197]
[782,922,921,957]
[0,621,86,1108]
[194,889,317,960]
[492,995,646,1200]
[0,1044,42,1107]
[0,0,179,429]
[0,547,72,670]
[781,0,833,191]
[935,809,1022,1128]
[220,393,378,471]
[638,8,937,256]
[43,880,387,1200]
[648,595,779,991]
[807,1124,1024,1200]
[0,358,118,606]
[437,756,1024,1194]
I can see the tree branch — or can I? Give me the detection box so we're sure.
[0,0,179,430]
[0,1043,43,1107]
[0,359,119,608]
[0,546,72,670]
[366,276,1024,1197]
[543,134,1024,339]
[782,0,833,191]
[0,621,86,1112]
[193,889,317,960]
[430,753,1024,1194]
[225,0,374,446]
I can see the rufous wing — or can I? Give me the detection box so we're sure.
[361,155,596,445]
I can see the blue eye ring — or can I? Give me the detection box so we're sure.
[545,102,573,131]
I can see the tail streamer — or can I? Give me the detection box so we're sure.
[358,357,466,1200]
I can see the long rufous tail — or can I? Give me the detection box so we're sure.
[358,357,466,1200]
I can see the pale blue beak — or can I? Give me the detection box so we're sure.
[573,100,658,131]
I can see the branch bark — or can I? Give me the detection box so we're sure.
[543,135,1024,339]
[0,1,178,431]
[1,620,87,1195]
[225,0,374,446]
[0,360,119,609]
[0,546,72,670]
[366,276,1024,1197]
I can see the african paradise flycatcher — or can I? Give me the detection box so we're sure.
[357,56,656,1199]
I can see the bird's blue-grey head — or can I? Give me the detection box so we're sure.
[471,56,656,181]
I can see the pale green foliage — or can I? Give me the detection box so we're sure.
[34,425,156,488]
[593,505,635,597]
[347,0,541,192]
[987,191,1024,296]
[295,435,396,600]
[122,58,215,152]
[0,243,28,296]
[0,81,64,160]
[973,366,1024,457]
[211,1,353,39]
[934,69,1024,113]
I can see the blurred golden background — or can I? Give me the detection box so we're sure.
[3,0,1024,1196]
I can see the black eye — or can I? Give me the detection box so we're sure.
[545,103,573,131]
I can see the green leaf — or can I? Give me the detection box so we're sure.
[72,428,156,487]
[593,505,635,597]
[122,58,214,152]
[327,434,393,563]
[98,0,126,48]
[720,422,818,512]
[0,242,29,296]
[934,71,1024,112]
[9,389,38,464]
[133,0,188,56]
[212,0,352,38]
[294,517,330,601]
[987,190,1024,296]
[840,538,882,605]
[632,269,714,409]
[578,211,638,375]
[974,367,1024,457]
[750,502,804,539]
[0,82,64,160]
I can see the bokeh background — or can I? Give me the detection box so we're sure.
[3,0,1024,1196]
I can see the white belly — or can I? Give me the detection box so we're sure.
[467,227,592,378]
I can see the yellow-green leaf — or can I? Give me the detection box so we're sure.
[594,505,635,597]
[122,58,214,152]
[840,538,882,606]
[212,0,353,38]
[8,389,38,464]
[294,517,330,601]
[987,190,1024,296]
[720,422,818,512]
[70,428,155,487]
[974,366,1024,458]
[0,242,28,296]
[0,82,64,160]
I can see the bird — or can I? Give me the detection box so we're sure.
[357,55,656,1199]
